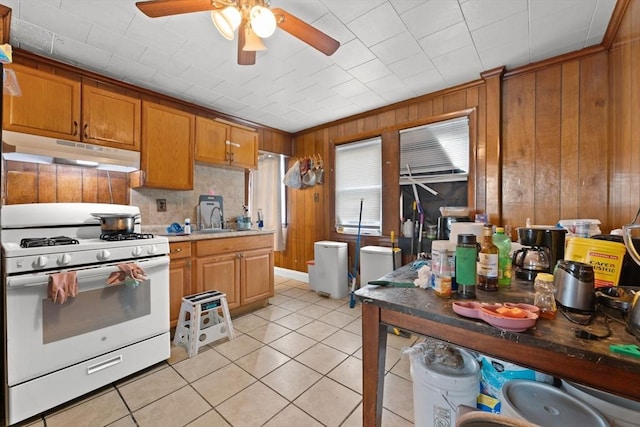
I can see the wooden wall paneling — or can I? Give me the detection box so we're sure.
[631,6,640,226]
[482,68,504,226]
[56,166,83,202]
[560,61,581,220]
[97,171,128,204]
[395,105,410,127]
[406,103,419,123]
[363,115,378,133]
[417,99,433,118]
[377,110,395,129]
[5,161,36,204]
[443,91,467,113]
[533,66,562,225]
[466,87,480,216]
[432,96,444,115]
[38,164,57,203]
[502,74,537,228]
[381,130,400,237]
[81,169,98,203]
[578,53,609,225]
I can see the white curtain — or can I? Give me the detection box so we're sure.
[250,154,285,251]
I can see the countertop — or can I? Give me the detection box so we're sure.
[143,226,274,243]
[355,262,640,400]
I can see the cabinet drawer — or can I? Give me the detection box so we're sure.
[195,234,272,257]
[169,242,191,260]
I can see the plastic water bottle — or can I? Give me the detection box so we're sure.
[492,227,512,286]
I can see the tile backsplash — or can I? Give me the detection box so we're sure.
[132,164,245,229]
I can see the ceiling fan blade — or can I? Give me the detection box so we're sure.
[272,8,340,56]
[237,21,256,65]
[136,0,219,18]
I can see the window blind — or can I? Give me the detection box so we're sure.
[400,116,469,179]
[335,137,382,235]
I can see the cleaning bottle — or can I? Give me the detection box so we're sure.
[492,227,512,286]
[184,218,191,234]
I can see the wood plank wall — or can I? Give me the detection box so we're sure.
[276,81,494,272]
[278,0,638,273]
[609,0,640,227]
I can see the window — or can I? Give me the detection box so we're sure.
[335,137,382,235]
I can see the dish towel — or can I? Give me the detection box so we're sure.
[48,271,78,304]
[107,263,147,288]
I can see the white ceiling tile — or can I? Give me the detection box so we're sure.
[330,38,376,70]
[401,0,464,39]
[388,54,436,80]
[5,0,618,132]
[420,21,474,59]
[319,0,387,24]
[19,1,91,42]
[348,2,405,47]
[371,31,423,65]
[348,58,392,84]
[460,0,527,31]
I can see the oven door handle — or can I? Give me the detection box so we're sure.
[6,256,169,289]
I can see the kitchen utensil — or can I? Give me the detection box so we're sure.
[199,195,224,229]
[610,344,640,358]
[595,286,635,311]
[626,292,640,339]
[553,260,595,312]
[451,301,539,332]
[91,213,139,234]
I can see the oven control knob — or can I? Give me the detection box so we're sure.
[132,246,143,257]
[148,245,158,255]
[34,256,48,268]
[97,250,111,261]
[59,253,72,265]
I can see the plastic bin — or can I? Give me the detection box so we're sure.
[561,380,640,427]
[311,241,348,299]
[360,246,401,286]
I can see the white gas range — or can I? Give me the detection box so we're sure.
[1,203,170,426]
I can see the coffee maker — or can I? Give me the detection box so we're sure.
[513,227,567,281]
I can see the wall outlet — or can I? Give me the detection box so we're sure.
[156,199,167,212]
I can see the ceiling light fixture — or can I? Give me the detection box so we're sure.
[211,1,276,42]
[243,27,267,51]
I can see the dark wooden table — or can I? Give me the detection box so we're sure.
[355,263,640,426]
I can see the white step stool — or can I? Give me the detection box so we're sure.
[173,291,235,357]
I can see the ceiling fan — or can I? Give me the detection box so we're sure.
[135,0,340,65]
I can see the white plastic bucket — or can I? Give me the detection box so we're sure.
[409,345,480,427]
[561,380,640,427]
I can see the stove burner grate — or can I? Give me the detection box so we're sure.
[100,232,155,241]
[20,236,80,248]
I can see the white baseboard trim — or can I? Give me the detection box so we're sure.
[274,267,309,283]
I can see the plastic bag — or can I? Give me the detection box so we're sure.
[283,159,302,189]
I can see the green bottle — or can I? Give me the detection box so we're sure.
[492,227,512,286]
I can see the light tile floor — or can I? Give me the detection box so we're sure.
[12,276,419,427]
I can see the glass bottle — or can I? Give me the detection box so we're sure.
[492,227,512,286]
[433,249,453,298]
[477,224,499,291]
[534,273,557,319]
[456,234,478,299]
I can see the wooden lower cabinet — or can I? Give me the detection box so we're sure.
[169,241,192,328]
[168,234,274,321]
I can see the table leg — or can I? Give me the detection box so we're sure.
[362,301,387,426]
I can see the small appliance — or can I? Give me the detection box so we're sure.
[436,215,471,240]
[553,260,595,312]
[512,227,567,281]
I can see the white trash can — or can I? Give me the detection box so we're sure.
[407,341,480,427]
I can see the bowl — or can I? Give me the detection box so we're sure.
[479,306,538,332]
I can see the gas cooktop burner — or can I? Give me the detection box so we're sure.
[20,236,80,248]
[100,233,155,241]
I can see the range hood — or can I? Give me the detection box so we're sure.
[2,130,140,172]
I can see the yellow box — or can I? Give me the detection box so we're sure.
[564,237,627,287]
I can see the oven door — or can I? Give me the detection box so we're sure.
[5,256,169,386]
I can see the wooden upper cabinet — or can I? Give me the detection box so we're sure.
[139,101,194,190]
[82,82,141,151]
[3,63,81,140]
[195,116,258,169]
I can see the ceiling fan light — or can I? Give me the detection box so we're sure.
[250,5,276,38]
[211,6,241,40]
[243,28,267,51]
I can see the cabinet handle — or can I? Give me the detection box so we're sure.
[173,248,182,253]
[83,123,89,139]
[72,121,78,136]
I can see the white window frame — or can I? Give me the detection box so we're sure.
[334,137,382,236]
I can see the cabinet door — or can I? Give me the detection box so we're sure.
[230,127,258,169]
[194,116,229,165]
[82,83,141,151]
[140,101,194,190]
[241,247,274,305]
[196,253,241,309]
[169,242,192,328]
[3,64,81,140]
